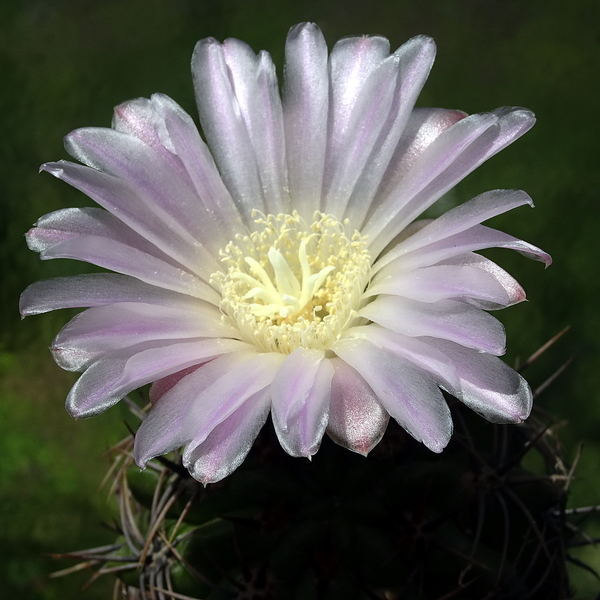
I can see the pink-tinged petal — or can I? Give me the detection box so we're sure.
[192,38,266,219]
[27,207,159,256]
[51,302,236,371]
[270,348,334,458]
[334,338,452,453]
[66,338,250,418]
[365,109,536,254]
[112,96,161,146]
[327,357,388,456]
[436,253,526,309]
[113,94,243,242]
[380,224,551,272]
[394,106,534,222]
[19,274,202,316]
[219,41,289,215]
[329,35,390,121]
[364,107,466,221]
[323,54,398,216]
[269,348,326,426]
[343,38,440,228]
[27,206,216,285]
[134,352,255,463]
[378,189,534,270]
[135,351,284,467]
[42,235,216,302]
[367,263,511,306]
[27,208,218,302]
[149,365,204,405]
[359,296,506,355]
[424,338,533,423]
[183,387,272,484]
[113,95,219,211]
[183,351,283,445]
[283,23,329,218]
[63,128,227,253]
[112,96,207,196]
[41,161,222,278]
[346,325,460,394]
[322,34,392,214]
[148,94,246,237]
[364,111,498,247]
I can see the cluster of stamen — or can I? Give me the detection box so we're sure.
[211,211,371,354]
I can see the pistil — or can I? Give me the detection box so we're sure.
[211,212,370,353]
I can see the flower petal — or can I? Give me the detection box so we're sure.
[323,35,395,215]
[379,188,534,268]
[42,235,215,302]
[149,365,204,405]
[270,348,334,457]
[183,387,272,484]
[334,338,452,453]
[365,109,536,253]
[361,107,466,223]
[112,96,166,150]
[192,37,266,220]
[436,253,526,309]
[27,207,218,302]
[148,94,247,237]
[364,111,498,246]
[348,325,460,393]
[63,127,227,253]
[343,38,440,228]
[134,351,256,464]
[111,95,235,245]
[27,207,160,256]
[283,23,329,218]
[134,351,284,467]
[51,302,236,371]
[424,338,533,423]
[20,274,202,316]
[359,296,506,355]
[113,94,243,241]
[327,357,389,456]
[383,224,552,272]
[367,263,511,306]
[184,351,284,446]
[40,161,222,278]
[218,40,289,215]
[66,338,249,418]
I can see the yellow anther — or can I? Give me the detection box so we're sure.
[211,212,370,354]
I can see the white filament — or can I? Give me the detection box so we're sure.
[212,212,371,354]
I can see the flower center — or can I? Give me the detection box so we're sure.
[212,211,371,354]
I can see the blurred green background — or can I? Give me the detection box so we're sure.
[1,0,598,597]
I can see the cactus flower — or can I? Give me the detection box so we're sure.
[21,23,550,484]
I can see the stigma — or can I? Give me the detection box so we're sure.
[212,212,371,354]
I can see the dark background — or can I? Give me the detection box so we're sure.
[1,0,599,597]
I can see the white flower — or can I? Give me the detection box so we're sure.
[21,23,550,483]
